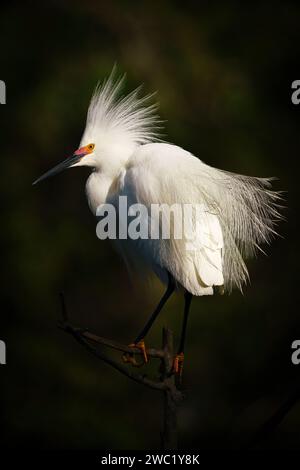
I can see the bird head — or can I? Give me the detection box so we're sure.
[33,69,161,186]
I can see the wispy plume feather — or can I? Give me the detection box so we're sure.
[86,68,163,145]
[195,164,284,291]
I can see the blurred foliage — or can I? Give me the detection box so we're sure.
[0,0,299,449]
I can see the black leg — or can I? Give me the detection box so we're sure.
[134,274,175,344]
[177,291,193,354]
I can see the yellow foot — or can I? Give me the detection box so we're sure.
[130,340,148,364]
[122,340,148,367]
[173,352,184,377]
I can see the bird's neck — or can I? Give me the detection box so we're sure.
[86,151,130,216]
[86,142,139,215]
[98,140,137,179]
[86,171,113,215]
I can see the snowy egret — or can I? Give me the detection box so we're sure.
[33,70,282,375]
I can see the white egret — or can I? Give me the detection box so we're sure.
[33,70,282,375]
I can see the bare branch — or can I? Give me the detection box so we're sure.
[61,322,166,392]
[79,330,164,359]
[59,293,167,392]
[59,293,163,359]
[58,292,184,450]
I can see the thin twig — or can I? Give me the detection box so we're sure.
[58,292,184,449]
[61,322,166,391]
[59,293,167,392]
[59,293,163,358]
[77,330,164,358]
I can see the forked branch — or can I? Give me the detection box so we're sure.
[58,292,184,449]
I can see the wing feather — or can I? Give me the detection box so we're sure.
[122,143,282,293]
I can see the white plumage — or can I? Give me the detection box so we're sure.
[82,72,281,296]
[34,70,282,297]
[32,70,283,366]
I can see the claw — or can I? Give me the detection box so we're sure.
[132,340,148,364]
[122,351,139,366]
[173,352,184,378]
[122,340,148,367]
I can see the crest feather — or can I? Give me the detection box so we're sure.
[86,69,163,145]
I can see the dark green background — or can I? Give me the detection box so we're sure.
[0,0,298,449]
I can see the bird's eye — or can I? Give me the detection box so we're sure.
[88,143,95,151]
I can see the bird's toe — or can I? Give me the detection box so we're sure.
[172,352,184,378]
[122,340,148,367]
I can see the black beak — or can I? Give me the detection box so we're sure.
[32,153,83,185]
